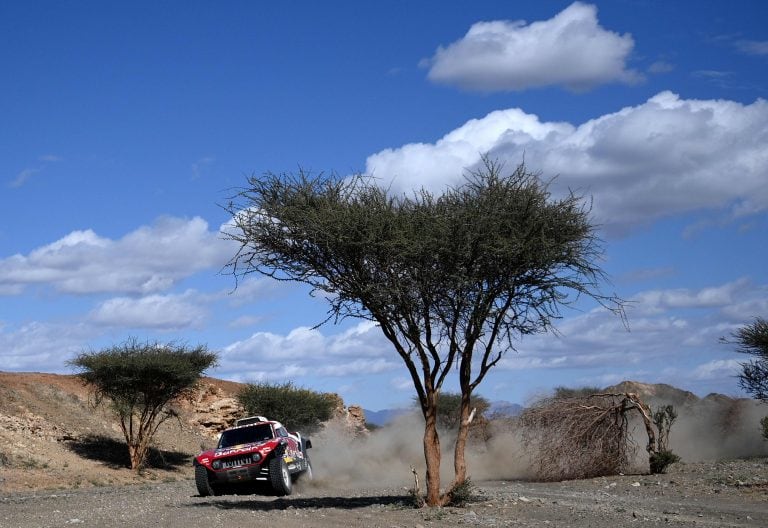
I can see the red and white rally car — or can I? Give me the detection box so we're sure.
[193,416,313,496]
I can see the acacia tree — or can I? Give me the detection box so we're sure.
[223,159,622,506]
[70,338,217,471]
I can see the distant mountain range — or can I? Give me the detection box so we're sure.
[363,407,412,426]
[363,400,523,426]
[362,380,748,427]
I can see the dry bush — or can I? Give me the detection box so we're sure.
[518,393,654,481]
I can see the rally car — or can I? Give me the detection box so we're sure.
[193,416,313,496]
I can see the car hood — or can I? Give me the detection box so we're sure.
[197,439,278,460]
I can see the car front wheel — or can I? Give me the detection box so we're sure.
[269,456,293,496]
[195,465,218,497]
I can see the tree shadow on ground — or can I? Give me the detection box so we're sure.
[188,494,410,511]
[66,434,191,470]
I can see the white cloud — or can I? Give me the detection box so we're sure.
[0,321,92,371]
[425,2,639,92]
[736,40,768,56]
[491,279,767,384]
[0,216,231,295]
[89,292,207,330]
[631,278,752,315]
[366,92,768,233]
[691,359,741,381]
[318,358,399,376]
[220,321,397,379]
[9,168,39,188]
[224,277,283,307]
[390,376,416,392]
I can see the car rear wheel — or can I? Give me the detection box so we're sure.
[269,456,293,496]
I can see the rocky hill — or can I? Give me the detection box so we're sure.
[0,371,367,493]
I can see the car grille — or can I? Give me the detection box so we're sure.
[221,456,254,469]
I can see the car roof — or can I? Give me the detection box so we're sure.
[225,418,284,432]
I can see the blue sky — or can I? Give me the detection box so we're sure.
[1,1,767,410]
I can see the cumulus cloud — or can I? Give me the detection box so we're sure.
[631,278,752,315]
[220,321,399,380]
[491,278,767,397]
[691,359,741,381]
[89,292,207,330]
[425,2,639,92]
[0,216,231,295]
[366,91,768,233]
[214,278,767,400]
[0,321,92,371]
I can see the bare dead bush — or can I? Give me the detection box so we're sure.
[519,393,656,481]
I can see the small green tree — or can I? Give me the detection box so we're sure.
[650,405,680,474]
[237,381,336,435]
[414,391,490,432]
[552,385,602,399]
[70,338,217,471]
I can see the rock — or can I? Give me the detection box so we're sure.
[184,383,244,436]
[323,395,369,437]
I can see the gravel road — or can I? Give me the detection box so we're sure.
[2,460,768,528]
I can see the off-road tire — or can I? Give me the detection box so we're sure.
[269,456,293,496]
[195,465,217,497]
[302,455,313,480]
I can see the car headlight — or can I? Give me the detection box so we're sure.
[252,453,261,463]
[212,460,222,470]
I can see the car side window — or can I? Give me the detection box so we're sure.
[278,427,289,438]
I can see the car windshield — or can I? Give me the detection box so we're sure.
[218,423,274,448]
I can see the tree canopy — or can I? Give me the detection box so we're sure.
[237,381,336,435]
[70,338,217,471]
[727,317,768,401]
[224,159,622,505]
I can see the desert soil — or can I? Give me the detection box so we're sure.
[2,458,768,528]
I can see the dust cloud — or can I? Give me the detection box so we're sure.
[307,396,768,489]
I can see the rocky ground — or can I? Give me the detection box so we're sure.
[1,458,767,528]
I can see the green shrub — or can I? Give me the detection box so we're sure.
[552,386,602,399]
[237,381,336,435]
[649,449,681,474]
[412,391,490,431]
[448,477,477,507]
[761,416,768,441]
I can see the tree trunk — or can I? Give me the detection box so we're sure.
[450,393,472,492]
[128,442,143,472]
[423,404,442,506]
